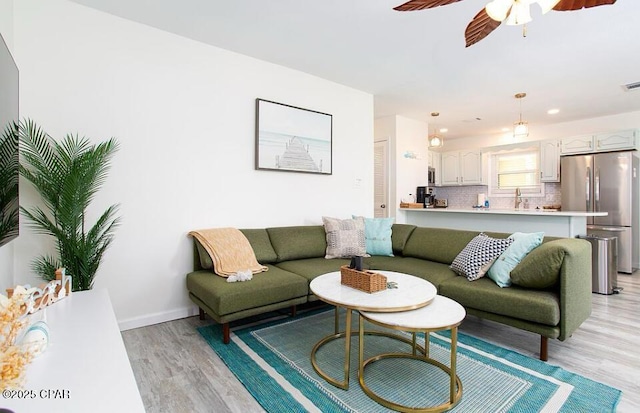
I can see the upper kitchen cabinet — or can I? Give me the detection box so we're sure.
[540,139,560,182]
[560,135,594,154]
[440,150,483,185]
[594,130,637,152]
[560,129,637,155]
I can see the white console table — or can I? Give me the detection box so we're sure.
[1,289,145,413]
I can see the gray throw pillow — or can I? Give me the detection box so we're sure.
[322,216,367,259]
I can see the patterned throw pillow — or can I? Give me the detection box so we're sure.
[322,216,367,259]
[450,233,514,281]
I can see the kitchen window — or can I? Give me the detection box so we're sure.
[489,147,544,197]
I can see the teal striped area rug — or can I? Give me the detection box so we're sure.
[197,309,621,412]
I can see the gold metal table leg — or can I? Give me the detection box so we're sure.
[311,308,423,390]
[358,327,463,413]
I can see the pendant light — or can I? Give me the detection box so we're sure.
[428,112,444,148]
[513,93,529,138]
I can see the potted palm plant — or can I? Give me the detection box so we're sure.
[19,119,120,291]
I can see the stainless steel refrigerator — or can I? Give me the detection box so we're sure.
[561,151,639,273]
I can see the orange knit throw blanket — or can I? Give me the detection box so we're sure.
[189,228,268,277]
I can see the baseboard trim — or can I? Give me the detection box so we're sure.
[118,305,199,331]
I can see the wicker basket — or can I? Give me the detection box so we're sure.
[340,265,387,293]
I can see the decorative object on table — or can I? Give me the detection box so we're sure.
[255,98,332,175]
[19,119,120,291]
[340,265,387,293]
[0,288,37,390]
[349,256,363,271]
[393,0,618,47]
[198,308,622,413]
[5,269,71,315]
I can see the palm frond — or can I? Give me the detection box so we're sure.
[19,119,120,291]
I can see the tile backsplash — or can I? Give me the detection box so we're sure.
[432,183,561,210]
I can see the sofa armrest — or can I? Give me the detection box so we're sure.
[557,238,592,341]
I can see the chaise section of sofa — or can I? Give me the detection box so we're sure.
[186,223,592,360]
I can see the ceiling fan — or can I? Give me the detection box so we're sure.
[393,0,617,47]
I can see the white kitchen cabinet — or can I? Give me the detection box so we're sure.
[440,150,483,185]
[561,129,637,155]
[560,135,594,154]
[595,129,637,152]
[540,139,560,182]
[440,152,459,185]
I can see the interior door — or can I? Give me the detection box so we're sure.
[374,140,389,218]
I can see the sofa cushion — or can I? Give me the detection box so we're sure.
[266,226,327,262]
[403,227,478,264]
[364,256,457,288]
[450,234,513,281]
[186,265,308,316]
[439,276,560,327]
[239,228,278,264]
[510,240,566,289]
[275,257,350,283]
[487,232,544,288]
[390,224,417,255]
[322,216,367,259]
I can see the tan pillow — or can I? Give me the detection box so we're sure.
[322,216,367,259]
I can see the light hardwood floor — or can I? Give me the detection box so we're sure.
[122,272,640,413]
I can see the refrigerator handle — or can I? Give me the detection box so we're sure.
[586,166,591,211]
[594,168,600,212]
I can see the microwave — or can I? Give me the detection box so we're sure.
[428,167,436,186]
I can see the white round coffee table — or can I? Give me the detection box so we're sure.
[309,271,437,389]
[359,295,466,412]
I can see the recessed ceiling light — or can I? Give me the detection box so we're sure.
[501,127,510,132]
[439,128,448,133]
[547,108,560,115]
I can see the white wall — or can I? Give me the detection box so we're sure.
[10,0,374,329]
[374,115,429,221]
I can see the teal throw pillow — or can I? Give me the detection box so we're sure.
[487,231,544,288]
[353,216,394,256]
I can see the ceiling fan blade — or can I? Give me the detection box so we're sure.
[465,8,501,47]
[393,0,464,12]
[552,0,616,11]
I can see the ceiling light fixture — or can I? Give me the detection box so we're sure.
[486,0,561,26]
[428,112,444,149]
[547,108,560,115]
[513,93,529,138]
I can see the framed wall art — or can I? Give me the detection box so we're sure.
[255,99,332,174]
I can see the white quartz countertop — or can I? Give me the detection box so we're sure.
[399,207,607,217]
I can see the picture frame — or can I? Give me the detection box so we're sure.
[255,98,332,174]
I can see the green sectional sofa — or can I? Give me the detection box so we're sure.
[186,224,592,361]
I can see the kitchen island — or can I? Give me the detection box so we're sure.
[398,208,607,238]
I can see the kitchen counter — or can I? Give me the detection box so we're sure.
[398,208,607,237]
